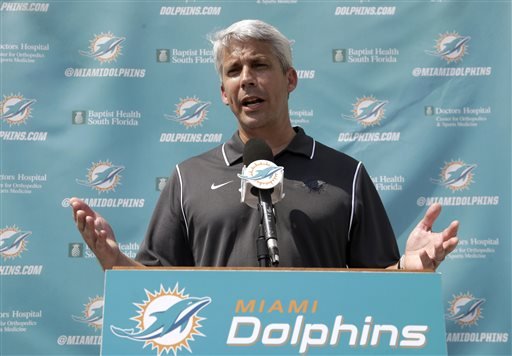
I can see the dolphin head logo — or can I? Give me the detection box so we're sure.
[110,296,211,341]
[438,35,471,57]
[76,165,125,188]
[238,166,284,182]
[449,297,485,321]
[72,304,104,323]
[425,32,471,62]
[355,100,388,122]
[165,100,211,125]
[0,231,32,253]
[79,33,125,62]
[1,98,36,121]
[443,163,477,185]
[342,96,388,126]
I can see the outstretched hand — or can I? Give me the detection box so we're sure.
[403,203,459,270]
[70,197,124,270]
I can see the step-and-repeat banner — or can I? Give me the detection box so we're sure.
[1,1,510,355]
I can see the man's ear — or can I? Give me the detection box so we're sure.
[221,84,229,105]
[287,68,298,94]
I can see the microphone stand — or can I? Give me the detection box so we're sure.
[256,224,271,267]
[257,189,280,267]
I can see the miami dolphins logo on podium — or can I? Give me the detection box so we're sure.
[72,296,104,330]
[425,32,471,63]
[447,292,485,327]
[431,160,476,192]
[342,96,388,127]
[110,284,211,355]
[79,32,125,63]
[0,226,31,260]
[76,160,124,193]
[0,93,36,126]
[165,97,210,128]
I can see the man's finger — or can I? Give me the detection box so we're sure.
[419,203,442,231]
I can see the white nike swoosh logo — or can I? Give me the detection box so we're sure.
[211,181,233,190]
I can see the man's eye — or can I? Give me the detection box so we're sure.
[227,68,240,76]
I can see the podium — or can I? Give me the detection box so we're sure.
[101,268,447,355]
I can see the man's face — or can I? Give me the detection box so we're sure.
[220,40,297,134]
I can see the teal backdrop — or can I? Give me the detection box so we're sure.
[1,0,510,355]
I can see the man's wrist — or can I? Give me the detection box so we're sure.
[397,255,406,270]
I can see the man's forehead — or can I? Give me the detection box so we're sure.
[222,39,274,61]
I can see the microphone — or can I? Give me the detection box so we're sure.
[238,139,284,266]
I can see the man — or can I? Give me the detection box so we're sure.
[71,19,459,270]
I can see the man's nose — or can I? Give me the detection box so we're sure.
[240,66,255,88]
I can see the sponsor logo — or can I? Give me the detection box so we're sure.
[110,284,211,355]
[0,173,47,194]
[72,296,104,331]
[68,242,140,259]
[156,177,168,192]
[165,97,210,128]
[333,48,399,63]
[0,42,50,64]
[0,310,43,333]
[446,237,500,261]
[68,243,84,258]
[210,181,233,190]
[72,109,141,126]
[425,105,490,128]
[0,226,31,260]
[289,108,313,125]
[431,160,476,192]
[156,49,170,63]
[371,175,405,192]
[76,160,124,193]
[167,48,214,64]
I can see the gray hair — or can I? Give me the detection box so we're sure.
[208,19,293,79]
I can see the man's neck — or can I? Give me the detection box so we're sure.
[239,124,296,155]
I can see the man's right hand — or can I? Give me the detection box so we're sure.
[70,197,142,270]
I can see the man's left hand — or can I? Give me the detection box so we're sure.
[403,203,459,270]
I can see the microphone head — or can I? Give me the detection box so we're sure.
[243,138,274,166]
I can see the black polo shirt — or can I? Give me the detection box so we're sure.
[136,127,399,268]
